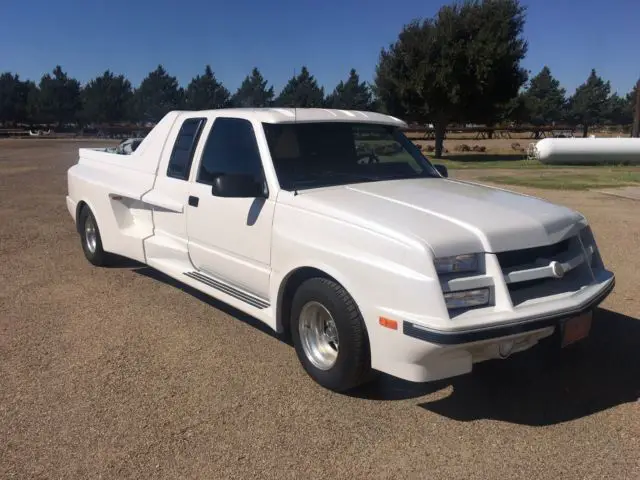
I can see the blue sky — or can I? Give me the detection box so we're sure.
[1,0,638,96]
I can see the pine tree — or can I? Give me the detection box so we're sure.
[184,65,230,110]
[325,69,374,110]
[274,67,325,108]
[231,68,274,107]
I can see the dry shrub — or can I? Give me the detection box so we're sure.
[454,144,471,152]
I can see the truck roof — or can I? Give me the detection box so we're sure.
[168,108,407,127]
[103,108,408,174]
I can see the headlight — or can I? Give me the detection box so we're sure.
[443,288,490,309]
[434,254,479,274]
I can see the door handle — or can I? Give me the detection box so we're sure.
[188,195,199,207]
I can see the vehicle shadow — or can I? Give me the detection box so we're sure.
[348,309,640,425]
[347,374,448,401]
[414,308,640,425]
[98,253,145,269]
[132,266,291,346]
[247,198,265,226]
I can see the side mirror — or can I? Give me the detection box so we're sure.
[211,174,267,198]
[434,164,448,178]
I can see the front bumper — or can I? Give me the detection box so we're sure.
[368,272,615,383]
[404,275,615,345]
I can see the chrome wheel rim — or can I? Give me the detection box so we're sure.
[299,301,339,370]
[84,215,97,254]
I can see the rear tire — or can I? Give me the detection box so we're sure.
[78,206,111,267]
[290,277,374,392]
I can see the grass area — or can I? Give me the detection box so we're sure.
[477,170,640,190]
[434,154,542,169]
[432,154,640,171]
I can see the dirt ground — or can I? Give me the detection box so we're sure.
[1,139,639,479]
[411,135,534,156]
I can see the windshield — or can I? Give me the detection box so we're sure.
[262,122,440,191]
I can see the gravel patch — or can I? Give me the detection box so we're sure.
[1,140,639,479]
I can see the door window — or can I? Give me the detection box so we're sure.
[197,117,265,185]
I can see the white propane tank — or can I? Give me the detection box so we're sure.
[534,138,640,165]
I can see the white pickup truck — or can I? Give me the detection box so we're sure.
[66,108,615,392]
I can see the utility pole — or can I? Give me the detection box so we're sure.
[632,78,640,138]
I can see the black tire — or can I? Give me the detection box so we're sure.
[290,277,374,392]
[78,206,111,267]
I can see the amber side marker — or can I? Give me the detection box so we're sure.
[379,317,398,330]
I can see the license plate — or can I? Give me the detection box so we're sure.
[561,311,593,347]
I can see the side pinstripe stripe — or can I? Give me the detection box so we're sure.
[183,271,270,309]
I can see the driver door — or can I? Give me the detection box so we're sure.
[186,117,275,301]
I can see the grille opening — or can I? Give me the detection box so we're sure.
[509,265,590,307]
[507,278,548,292]
[497,239,570,270]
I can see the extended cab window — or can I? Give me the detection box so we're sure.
[197,117,264,185]
[166,117,206,180]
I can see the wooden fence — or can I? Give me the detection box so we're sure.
[402,125,576,140]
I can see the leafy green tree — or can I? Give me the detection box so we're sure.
[133,65,183,122]
[567,69,611,137]
[522,66,566,125]
[81,70,133,124]
[493,93,529,126]
[275,66,325,108]
[0,73,33,124]
[37,66,81,125]
[185,65,230,110]
[374,0,528,157]
[325,69,374,110]
[231,68,274,107]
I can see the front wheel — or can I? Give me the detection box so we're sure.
[290,277,374,392]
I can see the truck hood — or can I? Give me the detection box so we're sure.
[289,178,585,257]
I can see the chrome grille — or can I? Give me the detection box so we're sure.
[495,232,594,307]
[496,238,570,270]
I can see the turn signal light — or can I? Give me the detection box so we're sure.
[379,317,398,330]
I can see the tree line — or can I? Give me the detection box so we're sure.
[1,0,638,156]
[0,65,375,127]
